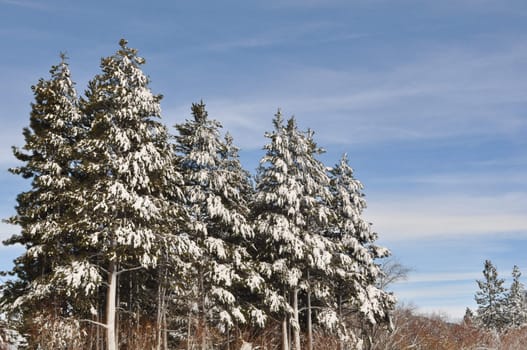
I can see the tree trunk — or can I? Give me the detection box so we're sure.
[307,271,313,350]
[226,327,230,350]
[338,293,344,350]
[106,261,117,350]
[307,290,313,350]
[162,311,168,350]
[200,268,208,350]
[282,317,289,350]
[96,309,101,350]
[288,313,292,350]
[156,287,161,350]
[115,283,119,349]
[293,288,301,350]
[187,310,192,350]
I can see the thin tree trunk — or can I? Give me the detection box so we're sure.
[156,284,161,350]
[293,288,301,350]
[187,310,192,350]
[96,311,101,350]
[338,293,344,350]
[307,290,312,350]
[162,310,168,350]
[115,281,119,349]
[96,288,101,350]
[307,271,313,350]
[226,327,230,350]
[156,277,167,350]
[106,261,117,350]
[200,268,208,350]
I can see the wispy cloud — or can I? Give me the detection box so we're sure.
[204,20,366,52]
[0,0,50,10]
[406,272,481,284]
[269,0,527,16]
[168,41,527,150]
[206,37,282,51]
[163,101,270,152]
[373,171,527,188]
[366,192,527,240]
[395,283,473,301]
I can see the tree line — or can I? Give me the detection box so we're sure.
[0,40,395,350]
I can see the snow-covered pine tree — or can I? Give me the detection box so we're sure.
[0,55,88,346]
[173,102,264,349]
[253,111,333,350]
[299,128,337,350]
[76,39,180,350]
[326,154,395,349]
[505,265,527,328]
[475,260,507,332]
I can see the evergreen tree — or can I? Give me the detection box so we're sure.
[76,39,180,350]
[505,265,527,328]
[173,102,264,348]
[463,307,475,326]
[0,54,87,346]
[326,154,395,348]
[253,111,333,350]
[475,260,507,331]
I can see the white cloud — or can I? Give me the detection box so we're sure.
[366,192,527,240]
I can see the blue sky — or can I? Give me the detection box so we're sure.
[1,0,527,320]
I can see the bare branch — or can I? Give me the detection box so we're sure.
[79,319,108,329]
[116,265,145,276]
[377,257,411,290]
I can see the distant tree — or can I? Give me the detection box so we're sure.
[463,307,475,326]
[505,265,527,328]
[475,260,507,331]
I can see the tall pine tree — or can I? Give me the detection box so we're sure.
[253,111,333,350]
[76,39,180,350]
[173,102,264,349]
[326,154,395,349]
[1,54,88,346]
